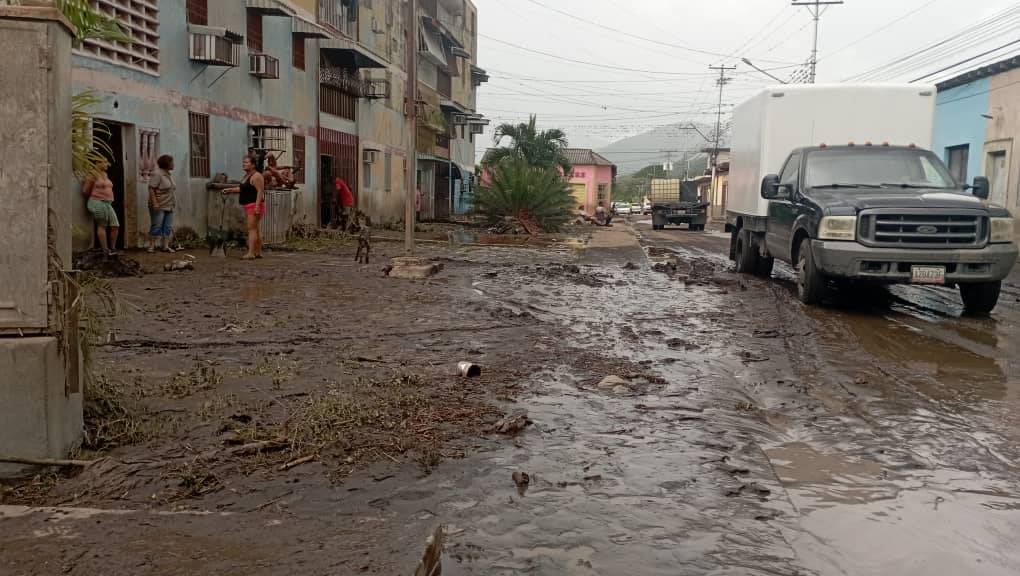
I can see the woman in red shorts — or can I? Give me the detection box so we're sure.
[223,154,266,260]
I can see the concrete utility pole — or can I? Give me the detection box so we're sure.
[792,0,843,83]
[709,64,736,208]
[404,0,418,254]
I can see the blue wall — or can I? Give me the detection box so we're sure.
[933,77,990,183]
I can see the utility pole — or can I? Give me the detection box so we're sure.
[403,0,419,254]
[709,64,736,210]
[792,0,843,83]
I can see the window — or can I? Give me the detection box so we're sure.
[78,0,160,75]
[946,144,969,184]
[293,36,306,70]
[318,0,358,39]
[779,152,801,190]
[597,184,608,202]
[320,84,357,121]
[189,112,210,178]
[187,0,207,25]
[385,153,393,192]
[363,162,372,189]
[247,10,263,52]
[293,135,305,184]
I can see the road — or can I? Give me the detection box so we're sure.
[1,221,1018,575]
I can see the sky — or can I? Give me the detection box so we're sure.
[471,0,1020,158]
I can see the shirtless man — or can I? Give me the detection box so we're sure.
[83,159,120,255]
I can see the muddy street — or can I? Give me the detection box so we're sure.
[2,222,1019,575]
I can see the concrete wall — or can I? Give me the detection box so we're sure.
[71,0,320,248]
[933,78,989,184]
[568,164,613,214]
[987,69,1020,241]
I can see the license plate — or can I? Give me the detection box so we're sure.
[911,265,946,284]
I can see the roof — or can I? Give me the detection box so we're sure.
[562,148,615,167]
[936,55,1020,91]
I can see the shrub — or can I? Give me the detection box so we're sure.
[476,160,575,231]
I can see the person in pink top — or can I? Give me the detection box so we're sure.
[82,159,120,255]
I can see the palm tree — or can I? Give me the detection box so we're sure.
[484,115,572,174]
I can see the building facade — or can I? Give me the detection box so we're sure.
[562,149,615,214]
[71,0,487,249]
[933,56,1020,240]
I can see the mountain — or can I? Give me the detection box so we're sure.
[598,122,726,175]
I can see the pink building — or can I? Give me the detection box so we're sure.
[562,149,616,215]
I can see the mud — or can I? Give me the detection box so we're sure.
[72,249,145,277]
[2,221,1019,575]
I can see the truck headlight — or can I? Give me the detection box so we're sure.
[990,217,1014,243]
[818,216,857,241]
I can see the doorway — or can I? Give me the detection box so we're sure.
[987,150,1008,206]
[320,154,334,226]
[95,122,125,249]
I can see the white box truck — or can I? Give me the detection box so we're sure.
[726,84,1017,314]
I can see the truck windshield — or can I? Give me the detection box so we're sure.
[804,148,958,190]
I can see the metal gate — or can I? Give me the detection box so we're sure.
[260,189,293,245]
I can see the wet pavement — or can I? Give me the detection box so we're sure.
[2,219,1019,575]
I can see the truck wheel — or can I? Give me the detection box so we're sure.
[959,281,1001,316]
[755,255,775,278]
[735,229,757,274]
[796,238,826,305]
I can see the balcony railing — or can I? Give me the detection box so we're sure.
[320,66,368,96]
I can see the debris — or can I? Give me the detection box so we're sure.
[225,439,287,456]
[652,260,678,274]
[512,470,530,492]
[72,249,144,277]
[386,257,443,279]
[719,462,751,475]
[666,338,695,350]
[623,262,640,270]
[752,329,781,338]
[217,323,246,333]
[458,362,482,377]
[278,454,316,471]
[164,260,194,272]
[597,375,628,389]
[583,474,602,481]
[0,456,97,468]
[740,351,769,363]
[491,411,532,435]
[635,401,702,413]
[413,526,445,576]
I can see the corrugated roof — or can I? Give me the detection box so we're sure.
[562,148,615,167]
[937,55,1020,91]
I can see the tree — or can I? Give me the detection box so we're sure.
[484,115,571,174]
[476,160,576,231]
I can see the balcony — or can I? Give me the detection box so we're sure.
[318,0,358,39]
[188,25,243,67]
[320,66,367,96]
[249,53,280,79]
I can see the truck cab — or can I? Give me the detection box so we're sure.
[733,144,1017,314]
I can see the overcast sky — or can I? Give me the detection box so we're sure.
[472,0,1020,157]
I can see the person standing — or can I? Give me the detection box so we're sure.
[147,155,177,253]
[82,158,120,255]
[335,176,355,232]
[223,155,265,260]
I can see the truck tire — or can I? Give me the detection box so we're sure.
[959,281,1001,316]
[755,255,775,278]
[735,229,757,274]
[796,238,825,305]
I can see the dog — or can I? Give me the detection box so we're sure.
[355,222,371,264]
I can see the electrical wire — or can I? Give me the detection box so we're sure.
[818,0,941,62]
[911,37,1020,82]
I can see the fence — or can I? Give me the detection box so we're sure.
[260,189,293,245]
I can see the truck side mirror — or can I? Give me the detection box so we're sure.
[761,174,782,199]
[973,176,990,200]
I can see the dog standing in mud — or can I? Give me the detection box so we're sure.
[355,218,371,264]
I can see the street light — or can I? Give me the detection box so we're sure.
[741,58,787,84]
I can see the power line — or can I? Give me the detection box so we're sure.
[935,76,1020,106]
[911,37,1020,83]
[819,0,941,62]
[518,0,800,64]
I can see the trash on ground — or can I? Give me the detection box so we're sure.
[491,410,532,435]
[458,362,482,377]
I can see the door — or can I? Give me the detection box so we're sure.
[319,154,333,226]
[96,122,125,249]
[569,183,587,210]
[766,152,801,261]
[988,151,1008,205]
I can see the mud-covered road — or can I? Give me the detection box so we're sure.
[2,221,1019,575]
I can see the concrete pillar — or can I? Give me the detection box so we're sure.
[0,3,82,476]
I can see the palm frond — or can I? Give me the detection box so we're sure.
[72,91,114,181]
[57,0,134,45]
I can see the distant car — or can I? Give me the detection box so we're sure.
[612,202,631,215]
[631,203,642,214]
[642,201,652,215]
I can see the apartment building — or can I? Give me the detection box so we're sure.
[71,0,487,249]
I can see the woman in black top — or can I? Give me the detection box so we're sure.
[223,154,266,259]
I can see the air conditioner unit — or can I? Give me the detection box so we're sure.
[452,114,468,125]
[363,150,378,164]
[364,79,390,100]
[249,53,280,80]
[469,123,485,135]
[190,32,239,66]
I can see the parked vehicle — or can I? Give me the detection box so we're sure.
[650,178,708,230]
[612,202,632,215]
[631,203,642,214]
[642,200,652,215]
[727,84,1018,314]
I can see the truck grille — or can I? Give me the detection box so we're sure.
[857,209,987,249]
